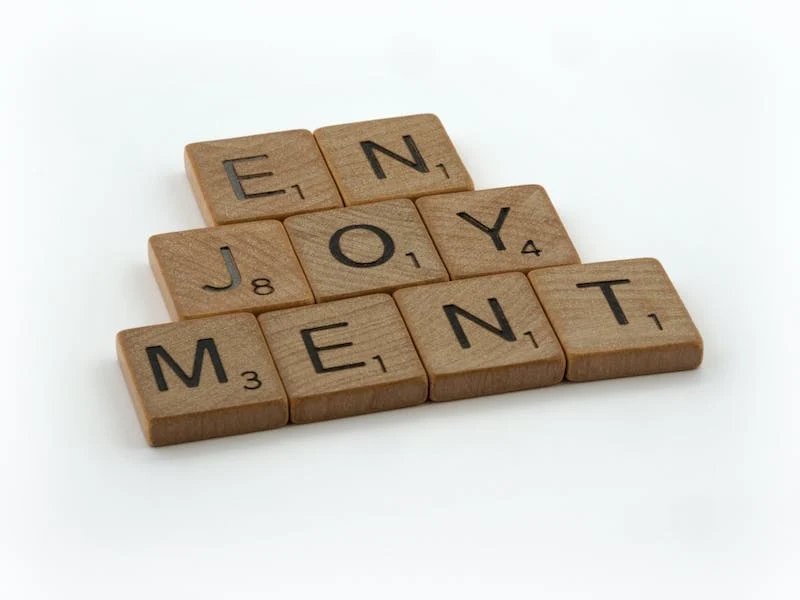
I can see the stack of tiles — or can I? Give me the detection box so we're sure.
[117,114,703,446]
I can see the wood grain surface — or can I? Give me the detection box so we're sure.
[394,273,565,402]
[416,185,580,279]
[116,313,288,446]
[283,198,449,302]
[149,220,314,320]
[314,114,473,205]
[528,258,703,381]
[259,294,427,424]
[185,129,342,225]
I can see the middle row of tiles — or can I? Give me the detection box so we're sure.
[151,186,580,320]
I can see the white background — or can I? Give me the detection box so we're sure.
[2,1,798,598]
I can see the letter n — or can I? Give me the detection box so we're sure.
[360,135,430,179]
[443,298,517,349]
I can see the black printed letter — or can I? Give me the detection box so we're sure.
[329,224,396,268]
[301,322,367,373]
[146,338,228,392]
[456,207,510,251]
[222,155,286,200]
[360,135,429,179]
[443,298,516,349]
[576,279,632,325]
[202,246,242,292]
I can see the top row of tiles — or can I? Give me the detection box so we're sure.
[185,114,473,225]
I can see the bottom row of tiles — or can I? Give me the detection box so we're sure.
[117,258,703,446]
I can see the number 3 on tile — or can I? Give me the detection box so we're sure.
[241,370,262,389]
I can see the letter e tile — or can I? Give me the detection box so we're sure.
[259,295,427,423]
[185,129,342,225]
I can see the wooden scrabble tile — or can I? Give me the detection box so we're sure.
[284,199,449,302]
[259,294,427,423]
[393,273,565,402]
[116,313,288,446]
[149,220,314,320]
[314,114,473,205]
[528,258,703,382]
[416,185,580,279]
[185,129,342,225]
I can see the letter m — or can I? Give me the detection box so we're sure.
[145,338,228,391]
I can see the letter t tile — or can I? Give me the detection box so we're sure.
[528,258,703,381]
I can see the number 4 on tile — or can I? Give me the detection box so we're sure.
[521,240,542,256]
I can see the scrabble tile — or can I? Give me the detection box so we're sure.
[416,185,580,279]
[393,273,565,402]
[528,258,703,382]
[284,199,449,302]
[314,114,473,205]
[149,220,314,320]
[117,313,288,446]
[185,129,342,225]
[259,294,427,423]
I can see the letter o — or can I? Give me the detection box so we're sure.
[328,224,396,268]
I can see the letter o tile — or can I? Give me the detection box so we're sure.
[284,199,449,302]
